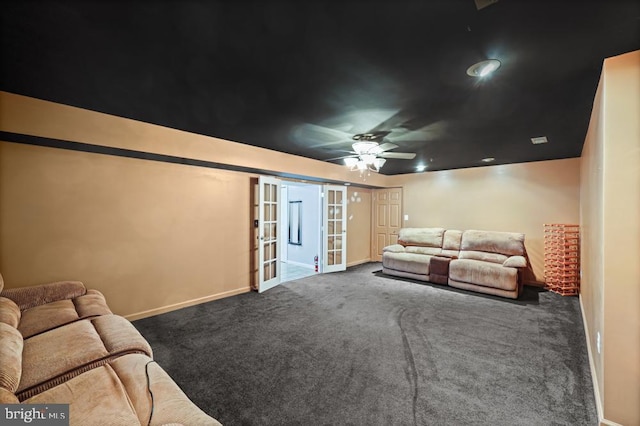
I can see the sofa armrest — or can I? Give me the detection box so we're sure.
[434,253,458,259]
[0,388,19,404]
[0,281,87,311]
[503,255,527,268]
[383,244,406,254]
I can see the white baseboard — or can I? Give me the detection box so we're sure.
[579,295,620,426]
[125,287,251,321]
[600,419,624,426]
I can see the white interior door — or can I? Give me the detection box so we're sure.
[323,185,347,273]
[258,176,281,292]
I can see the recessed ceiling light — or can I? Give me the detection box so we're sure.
[531,136,548,144]
[466,59,501,77]
[416,165,427,172]
[344,183,351,186]
[481,157,495,162]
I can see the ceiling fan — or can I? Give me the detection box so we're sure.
[290,109,430,172]
[326,131,417,172]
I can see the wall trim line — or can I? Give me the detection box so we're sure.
[0,131,381,188]
[125,287,251,321]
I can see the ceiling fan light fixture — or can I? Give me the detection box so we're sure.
[356,160,368,171]
[466,59,501,77]
[373,158,386,170]
[360,154,376,164]
[352,141,378,155]
[344,157,359,167]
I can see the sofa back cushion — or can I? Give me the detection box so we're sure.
[0,297,21,329]
[398,228,445,248]
[0,322,23,394]
[460,230,525,257]
[441,230,463,257]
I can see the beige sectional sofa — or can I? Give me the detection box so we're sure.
[0,273,221,426]
[383,228,527,299]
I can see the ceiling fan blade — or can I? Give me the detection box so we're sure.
[319,109,401,137]
[387,121,448,143]
[370,142,398,154]
[379,152,417,160]
[291,123,352,148]
[368,111,412,134]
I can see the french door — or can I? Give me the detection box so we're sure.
[323,185,347,273]
[258,176,281,292]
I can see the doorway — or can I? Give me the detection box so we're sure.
[254,177,348,292]
[280,181,322,283]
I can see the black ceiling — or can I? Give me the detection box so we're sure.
[2,1,639,175]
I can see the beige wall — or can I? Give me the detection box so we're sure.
[0,141,253,318]
[580,73,606,417]
[581,51,640,426]
[387,159,581,283]
[0,92,379,318]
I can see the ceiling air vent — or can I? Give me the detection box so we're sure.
[474,0,499,11]
[531,136,549,144]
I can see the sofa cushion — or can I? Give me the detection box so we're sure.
[442,230,463,250]
[448,279,519,299]
[398,228,445,248]
[503,255,527,268]
[441,230,462,258]
[383,244,405,253]
[0,322,23,394]
[0,297,21,328]
[18,290,112,339]
[383,252,431,275]
[406,246,442,256]
[460,230,525,256]
[26,362,142,426]
[459,250,508,264]
[110,354,222,426]
[26,354,222,426]
[19,300,79,338]
[17,315,152,400]
[449,259,518,291]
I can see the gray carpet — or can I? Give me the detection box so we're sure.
[133,263,596,426]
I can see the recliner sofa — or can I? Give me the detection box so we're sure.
[0,273,221,425]
[382,227,527,299]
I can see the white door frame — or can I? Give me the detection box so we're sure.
[322,185,347,273]
[258,176,281,292]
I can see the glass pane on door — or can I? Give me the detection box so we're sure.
[323,185,347,273]
[258,177,281,292]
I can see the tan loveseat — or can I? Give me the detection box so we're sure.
[0,273,221,426]
[382,228,527,299]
